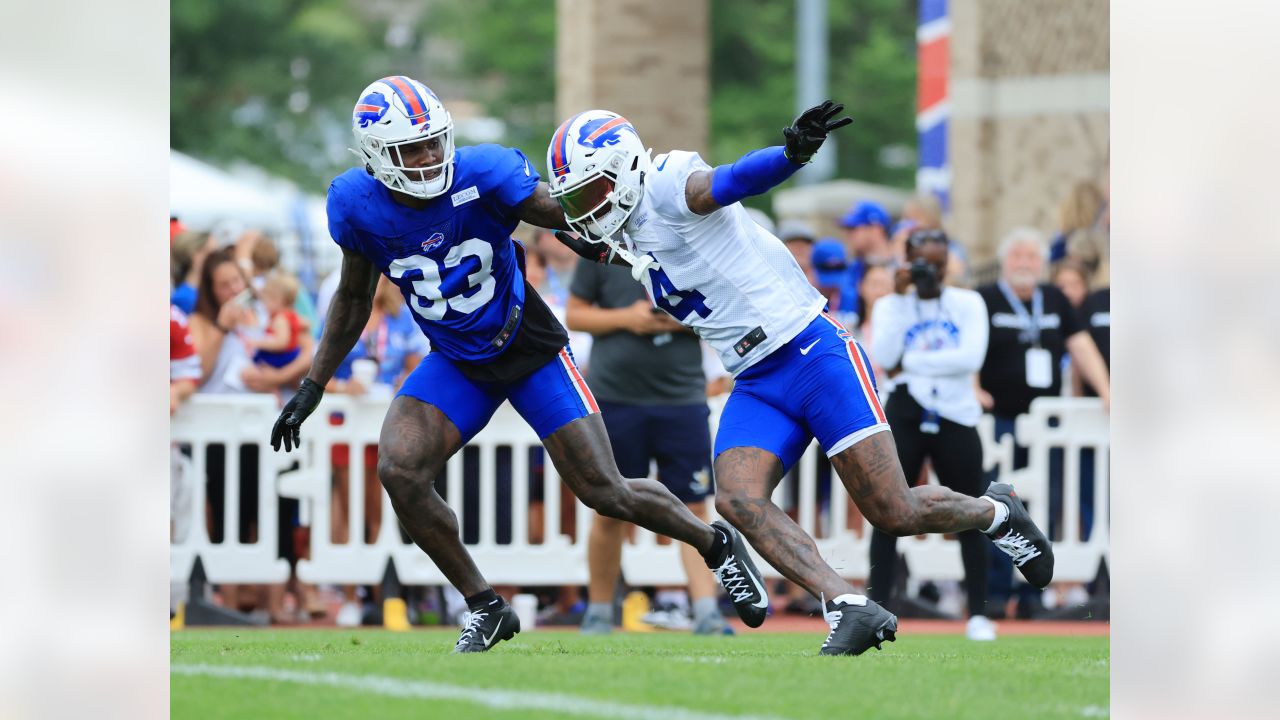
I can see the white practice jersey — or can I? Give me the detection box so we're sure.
[621,151,826,376]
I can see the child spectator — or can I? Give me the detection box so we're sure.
[248,273,307,369]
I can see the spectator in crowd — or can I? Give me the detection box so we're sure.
[170,230,217,315]
[840,200,895,270]
[189,247,313,623]
[240,231,320,337]
[534,227,578,309]
[902,192,943,230]
[811,239,852,327]
[900,193,972,286]
[976,227,1110,616]
[530,229,592,363]
[170,302,202,614]
[869,229,995,641]
[248,272,308,371]
[170,304,201,416]
[854,262,894,350]
[568,258,730,636]
[778,220,818,286]
[323,275,430,626]
[1077,286,1109,397]
[836,200,894,326]
[1050,181,1105,264]
[1064,228,1110,288]
[1052,259,1090,312]
[888,219,918,265]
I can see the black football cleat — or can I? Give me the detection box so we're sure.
[819,594,898,656]
[453,600,520,653]
[709,520,770,628]
[985,483,1055,589]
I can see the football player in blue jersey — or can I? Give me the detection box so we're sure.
[268,76,766,653]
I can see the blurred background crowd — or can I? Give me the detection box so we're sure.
[170,0,1110,633]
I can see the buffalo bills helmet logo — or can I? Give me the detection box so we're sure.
[421,233,445,252]
[577,116,636,150]
[354,92,391,128]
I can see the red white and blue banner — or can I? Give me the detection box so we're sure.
[917,0,950,209]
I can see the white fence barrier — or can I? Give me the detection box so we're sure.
[171,395,1108,588]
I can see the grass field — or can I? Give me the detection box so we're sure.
[171,628,1109,719]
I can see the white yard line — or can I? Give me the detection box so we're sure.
[171,663,790,720]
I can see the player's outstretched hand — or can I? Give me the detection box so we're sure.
[554,230,614,265]
[270,377,324,452]
[783,100,852,164]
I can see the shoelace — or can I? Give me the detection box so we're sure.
[819,592,842,649]
[993,531,1042,566]
[713,555,754,604]
[455,610,488,648]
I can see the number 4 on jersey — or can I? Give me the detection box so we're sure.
[647,264,711,321]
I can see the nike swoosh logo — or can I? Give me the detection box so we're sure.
[748,569,769,609]
[799,339,820,355]
[483,617,504,646]
[656,155,669,171]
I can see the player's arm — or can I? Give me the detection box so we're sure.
[684,100,852,216]
[514,183,572,230]
[271,246,378,451]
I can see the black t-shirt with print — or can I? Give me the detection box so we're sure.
[1079,287,1110,397]
[976,282,1085,418]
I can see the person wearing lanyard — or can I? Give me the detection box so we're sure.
[976,227,1110,617]
[870,229,998,641]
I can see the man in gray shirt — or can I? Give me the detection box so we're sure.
[567,259,728,635]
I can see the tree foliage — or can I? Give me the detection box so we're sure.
[171,0,917,194]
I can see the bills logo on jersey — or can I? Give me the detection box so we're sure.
[577,116,636,149]
[421,232,445,252]
[354,92,391,128]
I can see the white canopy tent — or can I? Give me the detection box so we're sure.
[169,150,342,284]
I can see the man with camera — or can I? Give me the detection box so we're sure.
[869,229,998,641]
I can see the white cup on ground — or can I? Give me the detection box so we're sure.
[511,593,538,631]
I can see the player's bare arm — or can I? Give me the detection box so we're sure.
[515,183,572,230]
[683,100,853,216]
[271,246,378,451]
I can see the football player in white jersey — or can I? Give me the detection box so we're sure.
[546,104,1055,656]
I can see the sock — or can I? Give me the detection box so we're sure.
[981,496,1009,534]
[585,602,612,620]
[702,525,731,568]
[465,588,501,611]
[826,593,868,608]
[692,597,721,622]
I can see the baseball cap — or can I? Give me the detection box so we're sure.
[839,200,891,230]
[811,239,849,287]
[777,219,817,243]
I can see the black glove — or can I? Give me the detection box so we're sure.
[782,100,852,164]
[554,230,615,266]
[270,377,324,452]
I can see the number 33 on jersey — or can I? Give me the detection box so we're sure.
[327,144,541,364]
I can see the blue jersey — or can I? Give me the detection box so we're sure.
[326,144,540,364]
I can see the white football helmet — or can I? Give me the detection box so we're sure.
[546,110,651,239]
[350,76,455,199]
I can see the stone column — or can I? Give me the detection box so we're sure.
[949,0,1109,267]
[556,0,709,157]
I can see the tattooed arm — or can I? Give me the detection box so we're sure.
[305,247,379,386]
[515,183,571,230]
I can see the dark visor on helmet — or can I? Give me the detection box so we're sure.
[558,174,615,220]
